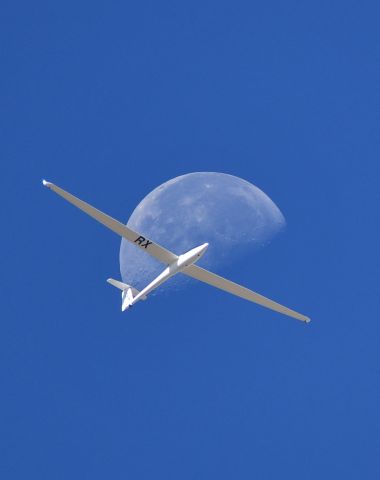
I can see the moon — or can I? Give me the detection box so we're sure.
[120,172,285,292]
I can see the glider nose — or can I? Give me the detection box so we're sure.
[197,242,209,258]
[176,242,209,270]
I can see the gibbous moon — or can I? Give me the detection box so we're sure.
[120,172,285,291]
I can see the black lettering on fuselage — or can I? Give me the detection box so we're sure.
[134,236,153,249]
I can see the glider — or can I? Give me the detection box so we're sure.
[42,180,310,323]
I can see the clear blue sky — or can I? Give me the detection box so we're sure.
[1,1,380,478]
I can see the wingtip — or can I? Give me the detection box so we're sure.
[42,179,52,188]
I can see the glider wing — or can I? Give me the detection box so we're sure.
[42,180,178,265]
[183,265,310,323]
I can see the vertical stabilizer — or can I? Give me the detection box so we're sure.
[122,288,134,311]
[107,278,147,311]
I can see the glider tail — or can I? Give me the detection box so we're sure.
[107,278,147,311]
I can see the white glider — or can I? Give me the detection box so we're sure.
[42,180,310,323]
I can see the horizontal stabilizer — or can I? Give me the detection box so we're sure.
[107,278,132,291]
[107,278,147,309]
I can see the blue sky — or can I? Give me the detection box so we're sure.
[1,1,380,478]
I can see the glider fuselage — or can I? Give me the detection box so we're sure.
[130,243,209,305]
